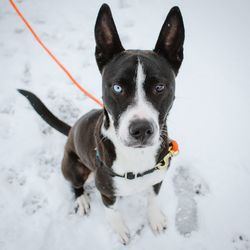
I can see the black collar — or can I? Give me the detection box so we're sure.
[95,141,177,180]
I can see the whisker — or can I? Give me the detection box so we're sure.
[96,135,108,146]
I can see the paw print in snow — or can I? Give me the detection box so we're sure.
[232,234,250,250]
[173,166,209,236]
[22,194,47,215]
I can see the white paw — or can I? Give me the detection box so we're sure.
[105,208,130,245]
[75,193,90,216]
[116,222,130,245]
[148,206,167,233]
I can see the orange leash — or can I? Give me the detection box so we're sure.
[9,0,103,108]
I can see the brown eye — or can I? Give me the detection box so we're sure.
[155,84,165,93]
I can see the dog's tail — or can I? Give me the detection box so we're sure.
[18,89,71,136]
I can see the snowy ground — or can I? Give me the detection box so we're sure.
[1,0,250,249]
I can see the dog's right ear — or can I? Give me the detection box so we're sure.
[95,4,124,72]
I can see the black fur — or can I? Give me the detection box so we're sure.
[154,6,185,75]
[95,4,124,72]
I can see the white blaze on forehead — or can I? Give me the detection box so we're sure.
[136,59,146,105]
[115,57,160,145]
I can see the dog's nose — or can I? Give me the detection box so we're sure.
[129,120,154,142]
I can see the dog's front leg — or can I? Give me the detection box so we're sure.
[147,182,167,233]
[101,194,130,245]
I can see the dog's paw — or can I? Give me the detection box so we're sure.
[148,206,167,233]
[116,223,130,245]
[75,193,90,216]
[106,208,130,245]
[111,215,130,245]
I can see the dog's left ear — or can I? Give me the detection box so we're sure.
[154,7,185,75]
[95,4,124,72]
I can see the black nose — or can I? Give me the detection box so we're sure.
[129,120,154,142]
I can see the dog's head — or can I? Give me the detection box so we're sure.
[95,4,184,148]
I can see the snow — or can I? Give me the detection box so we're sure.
[1,0,250,249]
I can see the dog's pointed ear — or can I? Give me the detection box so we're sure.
[154,6,185,75]
[95,4,124,72]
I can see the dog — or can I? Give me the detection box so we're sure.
[18,3,184,244]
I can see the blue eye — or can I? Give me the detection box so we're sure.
[113,84,123,94]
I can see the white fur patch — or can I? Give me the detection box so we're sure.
[117,58,160,146]
[147,190,167,233]
[84,171,95,185]
[75,193,90,216]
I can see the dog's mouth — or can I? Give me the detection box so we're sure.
[120,137,156,148]
[133,145,147,148]
[129,143,152,149]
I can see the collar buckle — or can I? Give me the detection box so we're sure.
[124,172,136,180]
[156,153,171,170]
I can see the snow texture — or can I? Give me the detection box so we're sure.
[1,0,250,249]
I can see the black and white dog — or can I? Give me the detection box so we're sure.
[19,4,184,244]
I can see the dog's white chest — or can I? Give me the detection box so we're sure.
[112,149,166,196]
[113,169,166,196]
